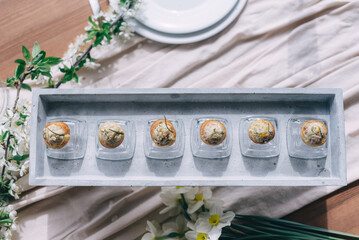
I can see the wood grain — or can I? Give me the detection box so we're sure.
[0,0,108,79]
[284,180,359,235]
[0,0,358,236]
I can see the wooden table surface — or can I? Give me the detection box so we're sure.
[1,0,358,236]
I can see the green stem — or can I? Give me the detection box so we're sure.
[0,219,12,224]
[1,67,33,182]
[179,193,191,221]
[55,13,125,89]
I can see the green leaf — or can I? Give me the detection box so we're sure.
[37,63,50,72]
[73,73,78,83]
[62,71,73,83]
[40,71,52,79]
[0,219,13,224]
[232,215,359,240]
[12,154,29,161]
[77,58,87,69]
[16,121,24,126]
[113,20,124,35]
[103,31,112,42]
[84,31,97,42]
[15,64,25,79]
[32,50,46,65]
[102,22,111,29]
[42,57,62,66]
[6,77,15,83]
[14,59,26,65]
[88,16,99,29]
[31,71,38,80]
[20,113,28,119]
[32,41,41,58]
[1,131,9,142]
[21,83,32,91]
[22,46,31,63]
[94,33,104,47]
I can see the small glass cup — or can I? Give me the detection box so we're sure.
[239,116,280,158]
[96,120,136,160]
[190,117,232,159]
[144,118,185,160]
[45,118,87,160]
[287,118,328,159]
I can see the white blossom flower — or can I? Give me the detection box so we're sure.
[193,203,235,239]
[109,0,121,13]
[83,58,101,69]
[7,161,19,172]
[185,216,219,240]
[187,187,221,214]
[160,187,198,216]
[20,160,29,177]
[161,215,188,239]
[10,222,17,231]
[5,206,17,221]
[35,74,49,85]
[4,229,12,240]
[185,231,213,240]
[0,148,5,164]
[141,220,163,240]
[0,101,30,181]
[118,22,134,41]
[8,180,21,199]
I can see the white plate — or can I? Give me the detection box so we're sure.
[137,0,238,34]
[131,0,247,44]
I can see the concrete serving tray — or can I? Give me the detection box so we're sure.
[29,88,346,186]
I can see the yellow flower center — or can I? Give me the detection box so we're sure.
[195,193,203,201]
[176,186,183,189]
[209,214,220,226]
[196,233,207,240]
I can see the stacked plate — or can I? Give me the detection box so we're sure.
[131,0,247,44]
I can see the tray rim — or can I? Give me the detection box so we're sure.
[29,88,346,186]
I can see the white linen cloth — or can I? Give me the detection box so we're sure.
[2,0,359,239]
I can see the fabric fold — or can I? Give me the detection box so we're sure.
[5,0,359,239]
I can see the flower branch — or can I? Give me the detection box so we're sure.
[0,1,141,238]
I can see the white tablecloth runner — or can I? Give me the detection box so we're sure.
[3,0,359,239]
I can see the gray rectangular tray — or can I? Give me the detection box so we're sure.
[29,88,346,186]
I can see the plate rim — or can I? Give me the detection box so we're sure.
[131,0,248,44]
[136,0,239,34]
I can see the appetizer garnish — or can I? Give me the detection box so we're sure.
[300,120,328,147]
[248,119,275,144]
[43,122,70,149]
[150,118,176,146]
[98,121,125,148]
[200,120,227,145]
